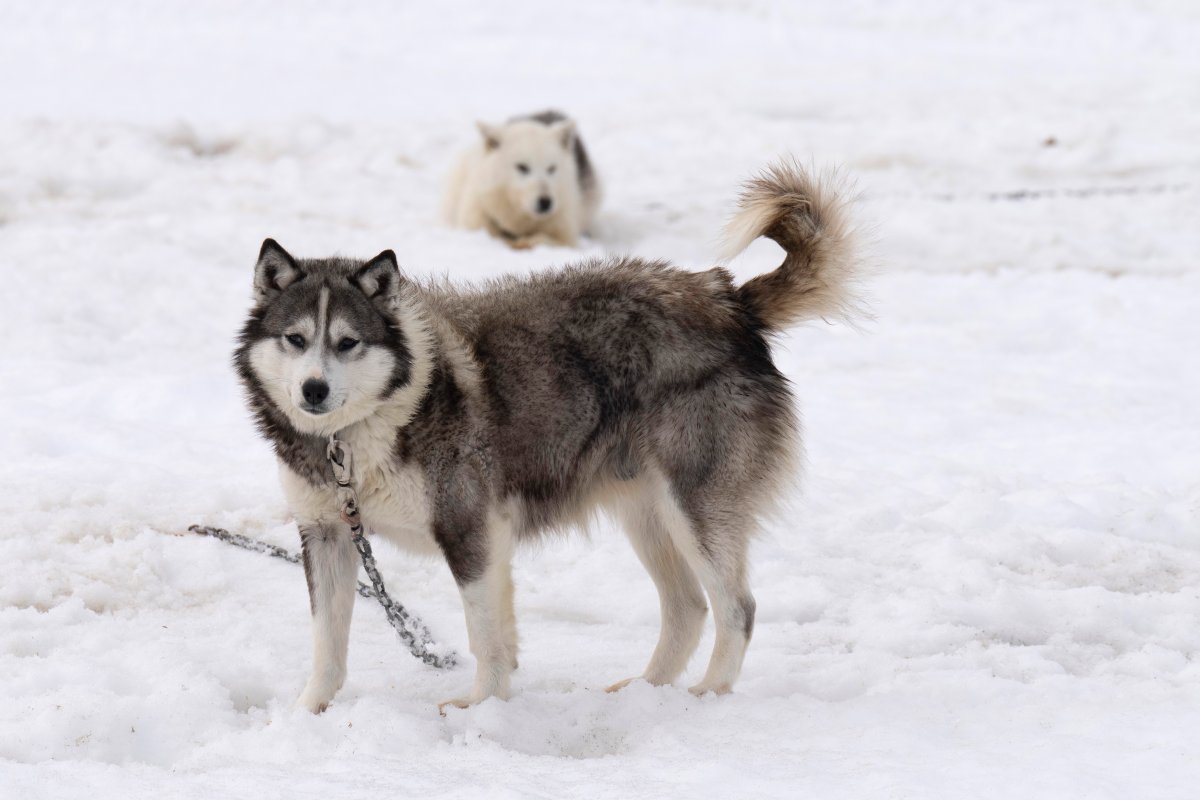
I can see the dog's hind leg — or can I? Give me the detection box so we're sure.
[671,515,756,697]
[649,472,757,696]
[297,522,359,713]
[606,474,708,692]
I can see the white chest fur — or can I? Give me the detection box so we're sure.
[278,417,439,556]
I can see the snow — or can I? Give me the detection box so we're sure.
[2,1,1199,797]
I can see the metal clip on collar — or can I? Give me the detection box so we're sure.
[327,435,361,531]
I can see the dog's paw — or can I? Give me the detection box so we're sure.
[687,681,733,697]
[437,695,481,716]
[437,683,512,715]
[604,677,639,694]
[297,677,340,714]
[297,694,330,714]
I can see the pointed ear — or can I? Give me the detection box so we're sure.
[477,121,502,151]
[254,238,304,301]
[551,119,576,150]
[352,250,402,305]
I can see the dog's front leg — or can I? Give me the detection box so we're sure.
[508,231,565,250]
[438,566,516,713]
[297,522,358,713]
[437,516,517,714]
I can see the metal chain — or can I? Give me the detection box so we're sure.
[187,434,458,670]
[347,526,455,669]
[326,435,458,670]
[189,524,302,564]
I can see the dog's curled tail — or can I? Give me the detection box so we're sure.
[721,160,862,330]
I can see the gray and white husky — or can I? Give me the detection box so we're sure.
[235,161,860,713]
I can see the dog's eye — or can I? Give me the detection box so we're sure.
[515,163,530,175]
[285,334,306,349]
[547,164,557,175]
[337,337,360,352]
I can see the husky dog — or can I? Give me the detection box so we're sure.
[235,161,859,714]
[442,110,600,249]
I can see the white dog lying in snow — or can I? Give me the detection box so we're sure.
[442,110,600,249]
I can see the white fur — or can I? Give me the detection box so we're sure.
[442,117,596,248]
[280,423,437,553]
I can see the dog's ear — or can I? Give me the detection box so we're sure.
[254,238,304,301]
[476,121,502,151]
[352,249,403,306]
[551,119,576,150]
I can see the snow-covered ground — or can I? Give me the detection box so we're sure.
[2,1,1198,797]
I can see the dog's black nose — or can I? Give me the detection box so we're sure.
[302,379,329,407]
[536,196,553,213]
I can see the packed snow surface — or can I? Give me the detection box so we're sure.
[2,1,1198,797]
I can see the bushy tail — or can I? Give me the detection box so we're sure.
[721,160,861,330]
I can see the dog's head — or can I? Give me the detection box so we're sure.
[234,240,430,437]
[476,117,578,222]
